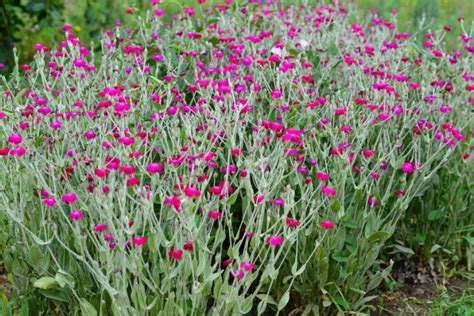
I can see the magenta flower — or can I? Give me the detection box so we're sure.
[164,195,181,211]
[94,223,107,232]
[271,90,283,98]
[10,147,26,156]
[168,249,183,260]
[8,133,23,145]
[94,168,108,178]
[230,269,245,279]
[285,217,301,227]
[368,195,379,206]
[244,231,254,238]
[183,241,194,251]
[146,162,164,173]
[119,164,135,174]
[104,233,114,241]
[272,198,285,205]
[401,161,414,173]
[126,177,139,186]
[316,172,330,181]
[209,210,222,219]
[83,131,96,139]
[362,149,375,157]
[118,136,135,146]
[253,195,265,203]
[267,235,284,246]
[320,220,335,229]
[240,262,256,271]
[61,192,77,204]
[321,186,337,196]
[132,236,148,245]
[69,210,84,220]
[184,186,201,198]
[44,198,57,206]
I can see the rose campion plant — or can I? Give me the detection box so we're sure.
[0,1,472,315]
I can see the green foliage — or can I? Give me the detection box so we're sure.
[356,0,474,47]
[0,1,472,315]
[0,0,144,75]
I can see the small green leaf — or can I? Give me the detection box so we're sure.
[80,299,98,316]
[149,75,163,86]
[38,288,71,303]
[208,37,219,46]
[288,48,299,56]
[368,231,391,242]
[331,200,341,212]
[226,191,239,206]
[240,296,253,314]
[463,236,474,245]
[257,301,267,315]
[393,245,415,256]
[430,244,442,253]
[33,276,58,289]
[331,251,349,262]
[277,291,290,311]
[427,209,443,221]
[342,220,358,229]
[55,272,74,288]
[291,262,306,276]
[256,294,277,305]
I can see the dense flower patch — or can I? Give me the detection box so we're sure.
[0,1,472,314]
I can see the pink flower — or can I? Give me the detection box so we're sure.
[119,164,135,174]
[320,220,335,229]
[244,231,254,238]
[370,172,380,179]
[61,192,77,204]
[271,90,283,98]
[316,172,329,181]
[184,186,201,198]
[209,210,222,219]
[118,136,135,146]
[240,262,255,271]
[132,236,148,245]
[321,186,337,196]
[253,195,265,203]
[168,249,183,260]
[94,168,108,178]
[126,177,139,186]
[401,161,414,173]
[83,131,96,139]
[10,147,27,156]
[368,195,379,206]
[362,149,375,157]
[69,210,84,219]
[285,217,300,227]
[230,269,245,279]
[104,233,114,241]
[44,198,57,206]
[8,133,23,145]
[184,241,194,251]
[146,162,164,173]
[94,223,107,232]
[267,235,284,246]
[272,198,285,205]
[164,195,181,211]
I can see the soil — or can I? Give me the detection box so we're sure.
[0,266,11,298]
[1,263,472,315]
[369,262,473,315]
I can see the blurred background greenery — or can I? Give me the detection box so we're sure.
[0,0,472,75]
